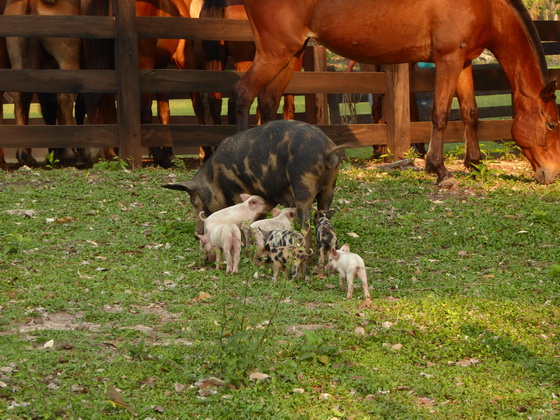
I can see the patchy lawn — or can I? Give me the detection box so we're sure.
[0,155,559,418]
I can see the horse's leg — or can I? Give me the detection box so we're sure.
[256,54,304,124]
[456,63,481,170]
[155,93,176,168]
[233,53,297,130]
[41,37,79,165]
[281,56,303,120]
[424,59,464,183]
[13,92,36,167]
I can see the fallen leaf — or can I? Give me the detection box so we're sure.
[354,327,366,336]
[455,358,480,367]
[173,383,187,393]
[357,300,372,310]
[346,232,360,238]
[292,388,305,393]
[249,372,271,381]
[193,291,212,302]
[43,340,54,349]
[105,386,137,416]
[381,321,394,329]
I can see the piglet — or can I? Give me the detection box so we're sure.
[197,223,242,274]
[326,244,371,300]
[258,245,313,281]
[199,194,272,234]
[314,210,337,269]
[245,207,297,250]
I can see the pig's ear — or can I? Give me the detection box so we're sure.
[196,233,208,242]
[331,248,339,259]
[239,193,251,202]
[162,181,197,195]
[340,244,350,253]
[272,208,280,217]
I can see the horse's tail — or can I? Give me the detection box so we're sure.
[22,0,42,69]
[81,0,115,122]
[200,0,227,71]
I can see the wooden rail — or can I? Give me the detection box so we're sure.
[0,7,558,164]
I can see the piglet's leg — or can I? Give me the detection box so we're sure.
[358,269,371,300]
[345,272,355,300]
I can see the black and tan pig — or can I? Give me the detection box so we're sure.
[163,120,342,247]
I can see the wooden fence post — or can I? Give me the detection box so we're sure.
[114,0,142,167]
[303,45,329,125]
[381,63,411,159]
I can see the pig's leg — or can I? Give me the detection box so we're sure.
[345,271,355,300]
[214,247,222,270]
[224,248,233,273]
[339,272,347,291]
[358,268,371,300]
[232,240,241,274]
[272,262,281,281]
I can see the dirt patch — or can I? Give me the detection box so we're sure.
[14,311,101,333]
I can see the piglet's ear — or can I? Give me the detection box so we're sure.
[331,248,339,259]
[272,208,280,217]
[340,244,350,253]
[540,77,557,101]
[239,193,251,202]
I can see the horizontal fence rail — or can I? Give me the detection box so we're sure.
[0,9,559,164]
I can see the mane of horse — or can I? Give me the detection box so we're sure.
[506,0,548,79]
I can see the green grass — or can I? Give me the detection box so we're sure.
[0,159,558,418]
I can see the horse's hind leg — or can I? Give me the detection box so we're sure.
[256,53,305,124]
[233,52,297,130]
[456,63,481,170]
[424,58,464,183]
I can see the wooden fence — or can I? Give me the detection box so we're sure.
[0,2,559,166]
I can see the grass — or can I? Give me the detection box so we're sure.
[0,155,559,418]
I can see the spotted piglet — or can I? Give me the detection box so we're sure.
[326,244,371,300]
[314,210,337,270]
[197,223,242,274]
[262,246,313,281]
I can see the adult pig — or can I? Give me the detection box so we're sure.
[163,120,342,239]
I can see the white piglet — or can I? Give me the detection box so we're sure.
[326,244,371,300]
[199,194,272,233]
[248,207,297,250]
[197,223,242,274]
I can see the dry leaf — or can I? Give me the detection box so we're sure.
[346,232,360,238]
[381,322,394,329]
[354,327,366,336]
[174,383,187,393]
[249,372,271,381]
[105,386,137,416]
[193,291,212,302]
[43,339,54,349]
[391,343,403,351]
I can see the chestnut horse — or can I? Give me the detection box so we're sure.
[201,0,298,121]
[233,0,560,184]
[0,0,8,169]
[3,0,81,167]
[84,0,195,168]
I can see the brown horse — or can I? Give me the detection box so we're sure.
[233,0,560,184]
[0,0,8,169]
[4,0,81,167]
[200,0,300,124]
[84,0,195,168]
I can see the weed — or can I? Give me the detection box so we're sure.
[297,329,338,366]
[91,156,129,171]
[124,337,148,360]
[44,150,60,169]
[1,232,31,255]
[465,162,500,185]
